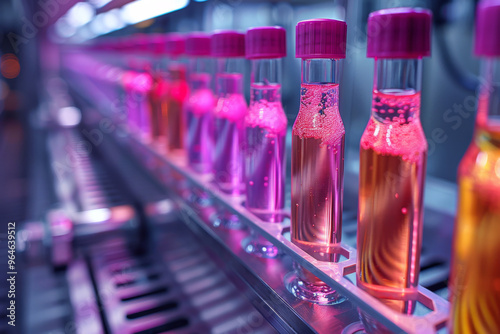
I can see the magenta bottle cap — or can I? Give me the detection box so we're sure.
[165,33,186,57]
[367,7,432,59]
[186,33,212,56]
[150,34,167,54]
[245,26,286,59]
[211,30,245,58]
[134,34,149,52]
[106,39,117,51]
[115,37,128,51]
[475,0,500,56]
[122,37,135,51]
[295,19,347,59]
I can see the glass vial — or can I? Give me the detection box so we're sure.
[211,31,247,229]
[242,26,288,258]
[286,18,347,305]
[357,9,431,318]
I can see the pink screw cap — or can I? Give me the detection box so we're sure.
[367,7,432,59]
[114,37,128,52]
[165,33,186,57]
[245,26,286,59]
[295,19,347,59]
[150,34,167,54]
[211,30,245,58]
[133,33,149,52]
[121,37,135,51]
[186,33,212,56]
[475,0,500,56]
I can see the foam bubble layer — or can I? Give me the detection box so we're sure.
[246,100,287,135]
[361,90,427,163]
[292,83,344,146]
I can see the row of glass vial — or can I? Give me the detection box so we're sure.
[84,2,499,332]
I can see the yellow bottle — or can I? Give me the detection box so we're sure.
[449,1,500,332]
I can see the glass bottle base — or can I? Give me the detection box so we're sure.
[341,321,366,334]
[212,211,244,230]
[357,307,392,334]
[188,189,212,208]
[284,271,346,306]
[242,234,279,258]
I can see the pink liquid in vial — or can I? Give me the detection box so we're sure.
[185,73,215,173]
[357,90,427,313]
[149,72,169,143]
[291,83,345,260]
[213,73,247,195]
[245,84,287,222]
[123,71,153,140]
[122,71,139,131]
[166,64,188,152]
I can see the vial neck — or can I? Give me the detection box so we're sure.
[168,61,186,81]
[299,59,341,114]
[189,57,212,76]
[188,57,213,90]
[250,58,282,104]
[216,58,244,96]
[301,58,342,85]
[372,58,422,123]
[477,58,500,128]
[153,54,171,73]
[298,59,341,118]
[190,73,211,90]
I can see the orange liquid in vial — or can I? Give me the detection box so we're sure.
[449,120,500,333]
[166,65,188,152]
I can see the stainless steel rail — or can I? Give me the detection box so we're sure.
[112,131,449,333]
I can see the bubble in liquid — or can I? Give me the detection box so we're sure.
[401,207,407,214]
[395,193,399,199]
[249,181,254,186]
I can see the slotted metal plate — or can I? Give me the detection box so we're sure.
[90,224,277,334]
